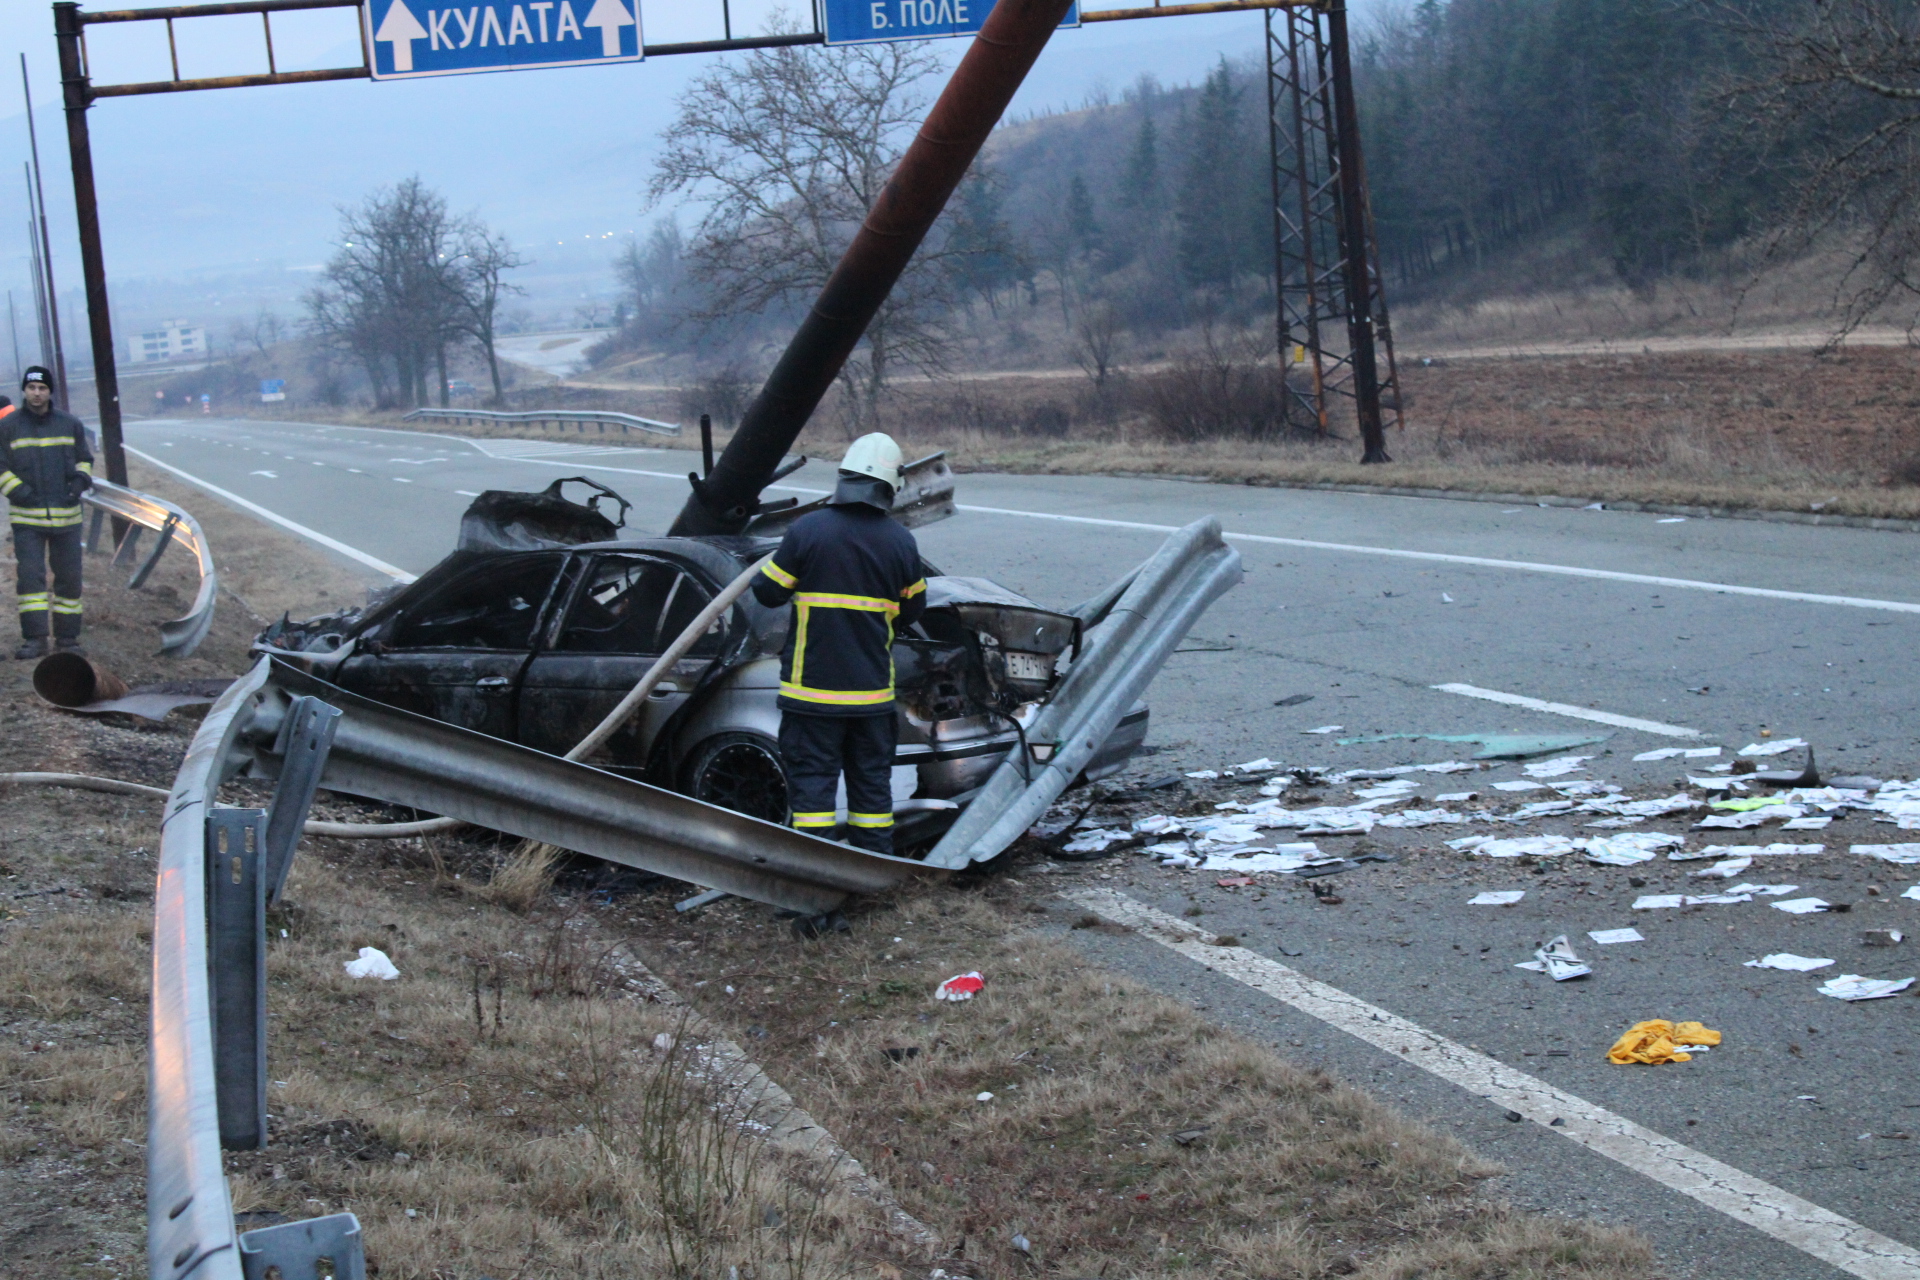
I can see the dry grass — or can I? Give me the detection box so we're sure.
[621,885,1655,1280]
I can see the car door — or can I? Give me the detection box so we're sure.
[515,553,729,768]
[334,552,566,740]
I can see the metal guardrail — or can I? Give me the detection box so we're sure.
[150,656,944,1278]
[82,477,217,655]
[924,518,1245,868]
[402,407,681,436]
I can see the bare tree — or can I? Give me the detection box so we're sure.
[646,35,958,434]
[1718,0,1920,337]
[1071,297,1122,389]
[451,226,527,407]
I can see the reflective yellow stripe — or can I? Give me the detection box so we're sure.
[76,461,92,474]
[794,591,898,614]
[50,598,82,615]
[9,509,84,528]
[791,600,811,688]
[791,812,837,828]
[780,682,892,705]
[846,811,894,828]
[0,473,19,494]
[10,436,78,448]
[761,559,797,588]
[901,578,926,599]
[17,593,48,610]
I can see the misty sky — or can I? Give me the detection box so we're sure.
[0,0,1377,354]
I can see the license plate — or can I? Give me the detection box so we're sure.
[1003,651,1053,682]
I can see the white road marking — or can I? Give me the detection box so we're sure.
[125,447,415,583]
[1430,683,1701,738]
[1069,888,1920,1280]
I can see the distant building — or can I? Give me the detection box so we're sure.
[126,321,207,364]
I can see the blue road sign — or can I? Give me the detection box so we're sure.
[363,0,641,80]
[822,0,1078,46]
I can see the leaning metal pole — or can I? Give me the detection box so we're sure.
[1323,0,1388,463]
[22,56,71,409]
[54,2,128,486]
[668,0,1077,536]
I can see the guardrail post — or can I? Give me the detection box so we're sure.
[111,523,142,568]
[238,1212,366,1280]
[126,511,180,589]
[85,506,104,553]
[205,807,268,1149]
[264,696,342,904]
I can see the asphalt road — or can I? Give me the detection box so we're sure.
[127,415,1920,1279]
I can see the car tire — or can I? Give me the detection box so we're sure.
[684,731,789,825]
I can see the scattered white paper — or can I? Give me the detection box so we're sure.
[1781,816,1832,831]
[1442,592,1455,602]
[1062,828,1132,854]
[1635,745,1721,761]
[1450,835,1576,858]
[1302,725,1344,735]
[1202,843,1321,873]
[1817,974,1916,1001]
[1739,738,1809,757]
[343,947,400,980]
[1771,897,1830,914]
[1691,856,1753,878]
[1469,890,1526,905]
[1587,927,1645,945]
[1633,894,1685,910]
[1690,843,1824,858]
[1185,770,1219,780]
[1354,779,1421,799]
[1531,934,1592,980]
[1584,838,1659,866]
[1724,883,1799,896]
[1493,780,1544,792]
[1854,844,1920,865]
[1688,776,1739,791]
[1745,953,1835,971]
[1687,893,1753,905]
[1657,517,1687,523]
[1524,755,1592,778]
[1903,885,1920,901]
[1436,791,1478,803]
[1696,811,1774,830]
[1585,816,1648,828]
[1233,757,1278,772]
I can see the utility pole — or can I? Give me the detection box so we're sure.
[26,175,53,367]
[7,289,20,384]
[22,55,70,410]
[1323,0,1386,463]
[53,3,125,484]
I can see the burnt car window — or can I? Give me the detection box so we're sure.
[559,557,722,655]
[388,554,563,650]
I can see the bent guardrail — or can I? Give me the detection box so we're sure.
[402,407,681,436]
[924,517,1244,868]
[150,657,943,1278]
[83,478,217,656]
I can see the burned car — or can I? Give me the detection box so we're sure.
[258,472,1147,850]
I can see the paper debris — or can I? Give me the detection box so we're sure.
[1683,843,1824,858]
[1854,844,1920,865]
[1691,856,1753,878]
[1739,738,1809,756]
[1588,927,1645,945]
[1862,929,1904,946]
[1816,974,1916,1001]
[1687,893,1753,905]
[1585,816,1648,828]
[1184,770,1219,780]
[1771,898,1830,914]
[1581,832,1684,866]
[935,972,986,1001]
[1635,746,1721,762]
[1061,828,1132,854]
[1533,935,1592,981]
[1608,1019,1721,1064]
[1302,726,1344,735]
[1469,890,1526,905]
[1524,755,1593,778]
[1492,780,1545,792]
[1450,835,1576,858]
[1133,814,1181,834]
[1508,800,1579,819]
[1781,816,1832,831]
[1442,592,1455,602]
[1658,517,1687,523]
[1696,811,1779,830]
[1354,779,1421,799]
[1202,845,1322,873]
[343,947,400,981]
[1689,776,1739,792]
[1904,885,1920,901]
[1744,954,1835,972]
[1436,791,1479,803]
[1724,883,1799,896]
[1233,757,1278,772]
[1633,894,1685,910]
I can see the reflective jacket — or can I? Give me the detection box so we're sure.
[752,504,927,715]
[0,403,92,529]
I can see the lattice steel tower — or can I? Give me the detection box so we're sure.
[1266,1,1401,461]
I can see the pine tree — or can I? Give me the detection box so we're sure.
[1120,115,1159,210]
[1066,173,1101,256]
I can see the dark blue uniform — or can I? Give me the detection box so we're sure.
[752,504,926,852]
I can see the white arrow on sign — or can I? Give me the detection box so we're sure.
[375,0,429,72]
[582,0,635,57]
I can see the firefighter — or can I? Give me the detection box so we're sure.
[751,433,926,854]
[2,366,92,658]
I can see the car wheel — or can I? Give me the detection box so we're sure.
[685,732,789,825]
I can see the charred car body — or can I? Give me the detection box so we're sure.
[258,470,1147,850]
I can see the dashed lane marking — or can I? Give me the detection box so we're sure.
[1068,888,1920,1280]
[1429,682,1701,738]
[126,447,415,583]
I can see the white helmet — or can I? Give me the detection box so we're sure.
[839,432,904,493]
